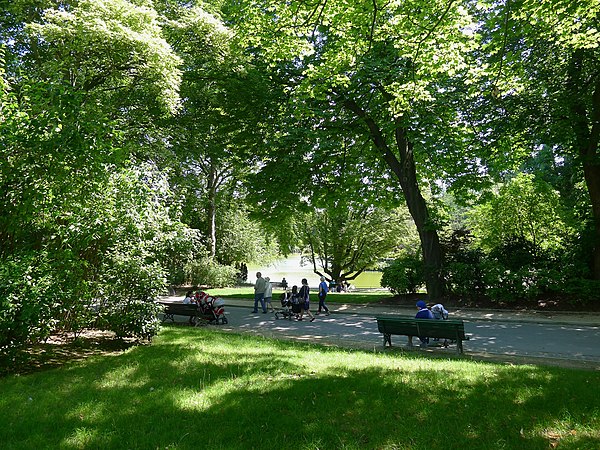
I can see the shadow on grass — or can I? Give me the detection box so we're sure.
[0,326,598,450]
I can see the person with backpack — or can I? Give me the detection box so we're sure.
[316,276,330,316]
[298,278,315,322]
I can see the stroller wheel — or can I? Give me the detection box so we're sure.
[221,317,228,324]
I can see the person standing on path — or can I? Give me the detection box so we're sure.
[253,272,267,313]
[316,276,330,315]
[298,278,315,322]
[264,276,275,312]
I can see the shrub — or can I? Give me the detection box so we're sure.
[483,263,542,302]
[95,252,166,339]
[441,230,486,296]
[0,251,95,361]
[380,254,424,294]
[186,258,237,288]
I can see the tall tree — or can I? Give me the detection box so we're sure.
[479,0,600,279]
[160,2,270,259]
[229,0,480,299]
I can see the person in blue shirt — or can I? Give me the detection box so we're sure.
[415,300,433,346]
[316,276,330,315]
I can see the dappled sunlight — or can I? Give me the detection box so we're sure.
[97,364,149,390]
[1,327,599,449]
[63,426,99,449]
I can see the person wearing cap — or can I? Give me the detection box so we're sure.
[415,300,433,346]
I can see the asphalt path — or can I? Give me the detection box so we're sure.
[161,298,600,369]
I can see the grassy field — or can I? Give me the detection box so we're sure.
[1,326,599,449]
[200,287,394,305]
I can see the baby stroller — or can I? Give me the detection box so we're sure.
[194,291,228,325]
[275,291,301,321]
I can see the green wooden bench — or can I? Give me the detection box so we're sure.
[376,316,469,354]
[160,302,198,325]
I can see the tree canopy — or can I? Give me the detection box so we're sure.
[2,0,600,355]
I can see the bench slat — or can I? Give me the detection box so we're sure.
[376,316,468,354]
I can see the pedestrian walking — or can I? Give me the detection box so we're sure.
[264,276,275,312]
[253,272,267,313]
[298,278,315,322]
[316,276,330,315]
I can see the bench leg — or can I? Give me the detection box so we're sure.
[456,338,463,354]
[407,335,414,349]
[383,333,392,347]
[162,313,175,323]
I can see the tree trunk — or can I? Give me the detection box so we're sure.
[342,98,445,300]
[206,164,217,258]
[391,127,444,300]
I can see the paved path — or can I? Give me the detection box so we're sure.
[161,297,600,369]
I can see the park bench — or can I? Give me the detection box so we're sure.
[159,302,198,325]
[376,316,469,354]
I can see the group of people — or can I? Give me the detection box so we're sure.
[253,272,331,320]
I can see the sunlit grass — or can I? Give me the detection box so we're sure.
[1,326,599,449]
[206,286,393,305]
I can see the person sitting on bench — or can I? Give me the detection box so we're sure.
[415,300,433,347]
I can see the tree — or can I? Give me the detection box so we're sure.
[0,0,193,349]
[467,173,570,254]
[228,0,481,300]
[478,0,600,279]
[300,205,412,283]
[160,2,270,259]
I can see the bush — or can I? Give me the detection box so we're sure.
[380,255,424,294]
[0,251,95,360]
[97,299,162,339]
[441,230,486,296]
[482,263,542,302]
[95,252,166,339]
[186,258,237,288]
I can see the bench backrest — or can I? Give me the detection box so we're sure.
[377,317,466,340]
[160,302,198,315]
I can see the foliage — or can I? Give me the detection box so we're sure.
[0,251,94,360]
[300,205,412,282]
[380,253,425,295]
[185,257,238,288]
[467,174,570,254]
[440,230,487,297]
[215,205,279,266]
[0,0,208,347]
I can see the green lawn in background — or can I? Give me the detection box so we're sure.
[1,327,599,449]
[203,287,394,305]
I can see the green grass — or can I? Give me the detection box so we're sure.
[206,287,393,305]
[1,327,599,449]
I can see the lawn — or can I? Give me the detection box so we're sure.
[203,286,393,305]
[1,326,599,449]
